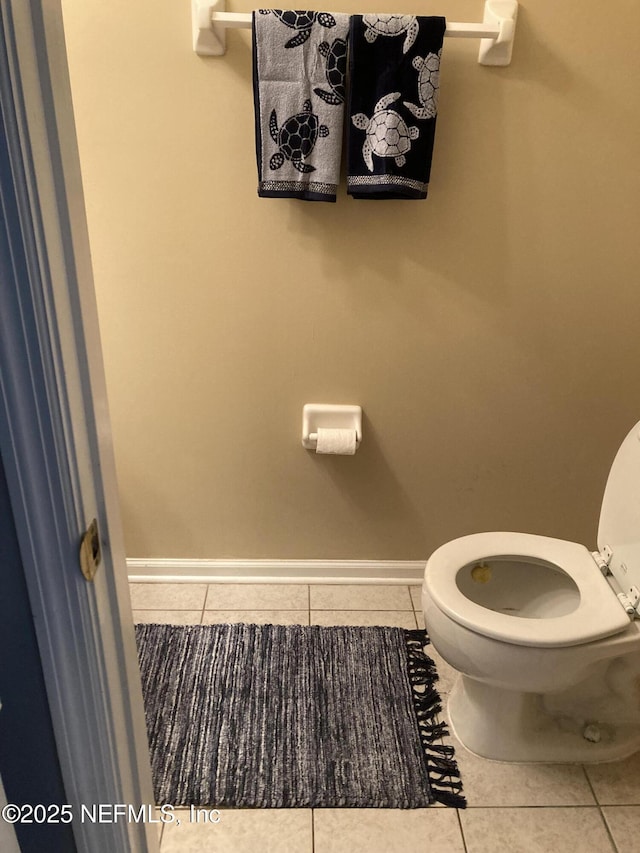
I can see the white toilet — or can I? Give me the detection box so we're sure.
[422,419,640,763]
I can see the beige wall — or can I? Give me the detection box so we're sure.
[61,0,640,560]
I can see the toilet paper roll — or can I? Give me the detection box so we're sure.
[315,428,357,455]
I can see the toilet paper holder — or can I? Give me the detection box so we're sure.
[302,404,362,450]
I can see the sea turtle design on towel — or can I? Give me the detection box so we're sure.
[403,51,442,120]
[351,92,419,172]
[313,38,348,105]
[362,14,420,55]
[269,100,329,173]
[259,10,336,48]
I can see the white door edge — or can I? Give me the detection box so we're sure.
[0,2,156,850]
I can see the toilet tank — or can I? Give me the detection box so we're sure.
[598,419,640,610]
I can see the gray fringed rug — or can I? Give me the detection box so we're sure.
[135,623,465,809]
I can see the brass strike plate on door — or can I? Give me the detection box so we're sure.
[79,518,102,581]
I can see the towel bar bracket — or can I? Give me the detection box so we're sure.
[191,0,518,65]
[192,0,226,55]
[478,0,518,65]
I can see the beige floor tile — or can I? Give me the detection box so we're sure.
[201,610,309,626]
[129,583,208,610]
[161,807,312,852]
[441,718,595,806]
[601,805,640,852]
[310,610,418,628]
[309,584,413,611]
[205,583,308,610]
[585,751,640,804]
[313,807,465,853]
[132,610,202,625]
[460,807,614,853]
[410,584,422,610]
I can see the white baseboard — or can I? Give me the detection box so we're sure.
[126,558,425,585]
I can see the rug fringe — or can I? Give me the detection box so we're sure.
[404,629,467,809]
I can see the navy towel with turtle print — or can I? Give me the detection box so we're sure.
[253,10,350,202]
[347,15,446,200]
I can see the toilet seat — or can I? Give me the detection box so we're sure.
[425,531,631,648]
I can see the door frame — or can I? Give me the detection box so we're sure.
[0,2,157,850]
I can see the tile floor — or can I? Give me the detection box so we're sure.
[130,581,640,852]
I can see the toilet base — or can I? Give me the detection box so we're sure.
[448,675,640,763]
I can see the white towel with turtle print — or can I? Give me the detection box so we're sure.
[252,10,349,202]
[347,15,446,200]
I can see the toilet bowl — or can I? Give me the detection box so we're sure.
[422,419,640,763]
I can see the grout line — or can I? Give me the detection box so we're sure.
[305,608,416,612]
[581,765,620,853]
[133,605,207,610]
[310,807,315,853]
[309,608,415,612]
[456,808,469,853]
[456,803,626,809]
[596,807,619,853]
[581,762,598,801]
[409,584,420,629]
